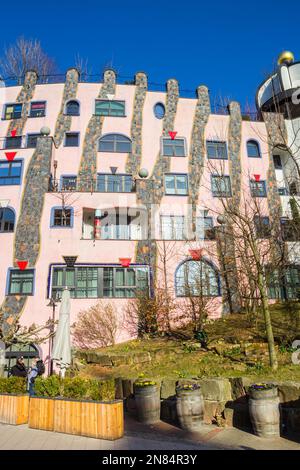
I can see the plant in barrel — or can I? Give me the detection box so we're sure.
[133,379,160,424]
[176,382,204,432]
[248,383,280,438]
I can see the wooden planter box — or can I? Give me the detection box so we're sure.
[0,393,29,425]
[29,397,124,440]
[28,397,55,431]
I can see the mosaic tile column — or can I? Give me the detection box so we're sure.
[216,102,242,314]
[0,137,53,339]
[262,111,286,262]
[6,71,38,136]
[53,68,79,147]
[126,72,148,175]
[77,70,116,191]
[135,79,179,272]
[188,85,210,234]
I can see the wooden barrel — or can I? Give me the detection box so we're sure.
[176,388,204,432]
[249,387,280,438]
[134,384,160,424]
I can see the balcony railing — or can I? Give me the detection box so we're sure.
[49,174,135,194]
[49,176,136,193]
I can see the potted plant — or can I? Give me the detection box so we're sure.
[248,383,280,438]
[0,377,29,425]
[133,378,160,424]
[29,376,123,440]
[176,382,204,432]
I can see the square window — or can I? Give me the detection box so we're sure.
[65,132,79,147]
[96,174,133,193]
[211,175,231,197]
[95,100,125,117]
[250,180,267,197]
[207,141,228,159]
[9,269,34,295]
[27,134,41,148]
[30,101,46,118]
[0,160,22,185]
[162,138,186,157]
[161,215,185,240]
[165,174,188,195]
[4,104,22,120]
[61,176,77,191]
[4,136,22,149]
[52,208,72,227]
[254,216,271,238]
[196,217,215,240]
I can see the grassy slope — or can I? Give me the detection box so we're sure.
[79,303,300,382]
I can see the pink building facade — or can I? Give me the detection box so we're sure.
[1,59,299,373]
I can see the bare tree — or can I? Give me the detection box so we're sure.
[1,318,56,346]
[72,303,117,349]
[0,37,58,83]
[204,159,289,369]
[74,54,92,81]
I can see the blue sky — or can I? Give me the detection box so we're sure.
[0,0,299,109]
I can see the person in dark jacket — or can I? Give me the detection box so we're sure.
[10,356,27,378]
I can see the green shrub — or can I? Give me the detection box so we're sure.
[35,375,62,398]
[0,377,26,394]
[63,376,89,399]
[88,378,115,401]
[23,374,115,402]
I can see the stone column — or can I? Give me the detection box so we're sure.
[126,72,148,175]
[0,136,53,340]
[77,70,116,191]
[53,68,79,147]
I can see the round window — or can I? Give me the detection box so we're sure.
[154,103,165,119]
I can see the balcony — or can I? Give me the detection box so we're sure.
[49,174,135,193]
[82,207,147,240]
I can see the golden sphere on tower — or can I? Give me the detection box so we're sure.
[277,51,294,65]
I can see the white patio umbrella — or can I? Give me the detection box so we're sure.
[52,287,71,377]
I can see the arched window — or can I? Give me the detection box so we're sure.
[65,100,80,116]
[0,208,15,232]
[98,134,132,153]
[175,259,220,297]
[247,140,261,158]
[4,343,39,376]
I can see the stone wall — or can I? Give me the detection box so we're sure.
[0,137,53,339]
[53,68,79,147]
[77,70,116,191]
[6,71,38,136]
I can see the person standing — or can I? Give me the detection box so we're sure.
[10,356,27,378]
